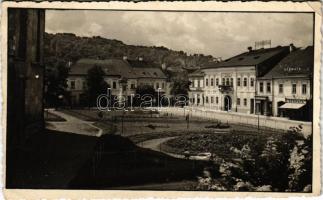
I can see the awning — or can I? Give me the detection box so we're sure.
[279,103,305,109]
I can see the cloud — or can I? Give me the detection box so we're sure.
[45,10,313,59]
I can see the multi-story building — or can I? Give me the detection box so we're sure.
[189,45,290,114]
[188,69,205,106]
[257,46,313,121]
[67,58,168,106]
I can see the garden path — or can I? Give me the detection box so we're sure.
[139,136,186,159]
[45,109,103,137]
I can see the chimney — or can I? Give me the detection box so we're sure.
[123,55,128,60]
[247,46,253,52]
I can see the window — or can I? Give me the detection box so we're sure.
[206,78,209,86]
[266,82,271,93]
[243,77,247,87]
[302,84,307,94]
[211,78,214,86]
[226,78,230,86]
[216,78,219,86]
[279,84,284,94]
[70,80,75,90]
[222,78,225,85]
[244,98,247,106]
[205,96,209,104]
[211,97,214,104]
[237,78,241,86]
[156,82,159,89]
[237,98,241,106]
[216,97,218,104]
[162,82,165,89]
[131,83,136,89]
[250,78,254,87]
[191,80,194,88]
[230,78,234,86]
[82,81,86,90]
[292,83,297,94]
[259,82,264,93]
[113,81,117,89]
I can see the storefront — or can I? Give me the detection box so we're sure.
[279,98,311,121]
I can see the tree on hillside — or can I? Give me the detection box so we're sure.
[86,65,109,107]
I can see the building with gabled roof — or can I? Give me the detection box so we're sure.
[257,46,313,121]
[189,45,290,113]
[188,69,205,105]
[67,58,168,106]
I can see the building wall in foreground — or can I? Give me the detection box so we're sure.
[7,9,45,145]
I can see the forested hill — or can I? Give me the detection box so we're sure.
[44,32,216,72]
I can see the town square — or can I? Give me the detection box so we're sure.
[3,4,318,194]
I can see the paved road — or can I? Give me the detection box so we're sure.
[46,109,103,137]
[138,136,186,159]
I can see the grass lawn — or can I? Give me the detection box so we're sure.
[160,129,287,160]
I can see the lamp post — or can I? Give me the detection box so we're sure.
[157,87,162,110]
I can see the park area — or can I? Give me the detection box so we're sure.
[42,108,312,192]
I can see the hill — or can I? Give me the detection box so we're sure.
[44,32,216,73]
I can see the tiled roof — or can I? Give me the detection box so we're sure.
[203,46,290,68]
[69,58,167,79]
[260,46,314,79]
[188,69,204,77]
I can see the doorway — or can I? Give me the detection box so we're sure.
[224,95,232,111]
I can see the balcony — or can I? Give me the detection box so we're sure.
[218,85,233,93]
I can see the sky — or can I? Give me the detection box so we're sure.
[46,10,313,59]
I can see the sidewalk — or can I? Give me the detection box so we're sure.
[46,109,103,137]
[158,107,312,136]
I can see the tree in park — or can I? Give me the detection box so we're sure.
[170,74,191,96]
[44,61,69,107]
[135,85,156,107]
[86,65,109,106]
